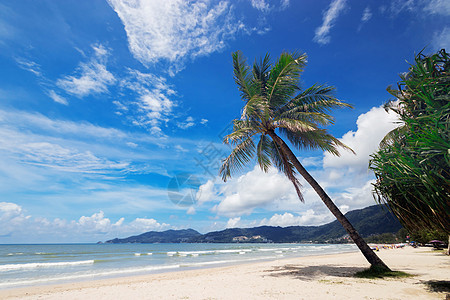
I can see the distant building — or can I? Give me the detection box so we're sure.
[232,236,249,242]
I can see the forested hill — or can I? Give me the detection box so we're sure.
[105,205,402,244]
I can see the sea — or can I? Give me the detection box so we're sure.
[0,243,358,289]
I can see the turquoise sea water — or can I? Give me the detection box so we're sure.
[0,243,357,289]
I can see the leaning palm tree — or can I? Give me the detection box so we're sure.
[220,51,390,271]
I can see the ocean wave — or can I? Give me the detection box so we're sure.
[0,260,95,271]
[0,264,181,289]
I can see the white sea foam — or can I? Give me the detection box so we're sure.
[0,260,95,271]
[0,264,181,289]
[147,253,152,255]
[134,253,141,256]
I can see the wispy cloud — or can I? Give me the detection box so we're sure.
[119,69,176,135]
[47,90,68,105]
[432,27,450,51]
[14,57,42,76]
[314,0,347,45]
[424,0,450,16]
[107,0,244,73]
[361,7,372,23]
[57,44,116,97]
[250,0,270,12]
[358,6,372,31]
[177,116,195,130]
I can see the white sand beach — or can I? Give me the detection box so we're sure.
[0,246,448,300]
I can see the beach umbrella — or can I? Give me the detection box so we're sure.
[429,240,444,243]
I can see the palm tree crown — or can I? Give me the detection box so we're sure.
[220,51,352,200]
[220,50,390,271]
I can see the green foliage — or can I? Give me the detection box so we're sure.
[354,265,412,279]
[408,229,448,244]
[221,50,352,200]
[369,49,450,234]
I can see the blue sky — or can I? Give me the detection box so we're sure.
[0,0,448,243]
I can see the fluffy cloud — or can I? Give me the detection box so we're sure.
[259,210,331,227]
[226,217,241,228]
[323,105,400,173]
[196,179,216,204]
[314,0,347,45]
[107,0,243,73]
[0,202,170,242]
[57,44,116,97]
[213,166,296,217]
[0,202,30,236]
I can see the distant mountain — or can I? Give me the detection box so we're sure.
[105,205,402,244]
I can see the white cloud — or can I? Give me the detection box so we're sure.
[196,179,215,204]
[388,0,415,16]
[18,142,129,173]
[259,210,331,227]
[107,0,243,73]
[0,202,171,241]
[424,0,450,16]
[432,27,450,51]
[175,145,188,152]
[0,109,128,140]
[57,44,116,97]
[361,7,372,23]
[250,0,270,12]
[323,105,400,173]
[280,0,290,10]
[177,116,195,129]
[186,206,196,215]
[226,217,241,228]
[47,90,68,105]
[120,69,175,135]
[314,0,347,45]
[0,202,30,236]
[128,217,170,232]
[200,118,209,125]
[333,180,376,209]
[15,58,42,76]
[213,166,296,217]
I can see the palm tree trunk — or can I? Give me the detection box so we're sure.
[268,130,391,271]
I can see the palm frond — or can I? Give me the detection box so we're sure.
[278,84,352,116]
[274,118,317,133]
[220,136,256,181]
[256,134,272,173]
[223,119,261,146]
[269,139,304,201]
[241,95,270,122]
[267,52,307,109]
[232,51,254,102]
[280,127,354,156]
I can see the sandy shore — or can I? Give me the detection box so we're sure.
[1,246,448,300]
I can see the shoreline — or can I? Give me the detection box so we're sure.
[1,246,448,299]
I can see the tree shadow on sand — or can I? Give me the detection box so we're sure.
[264,264,366,281]
[423,280,450,293]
